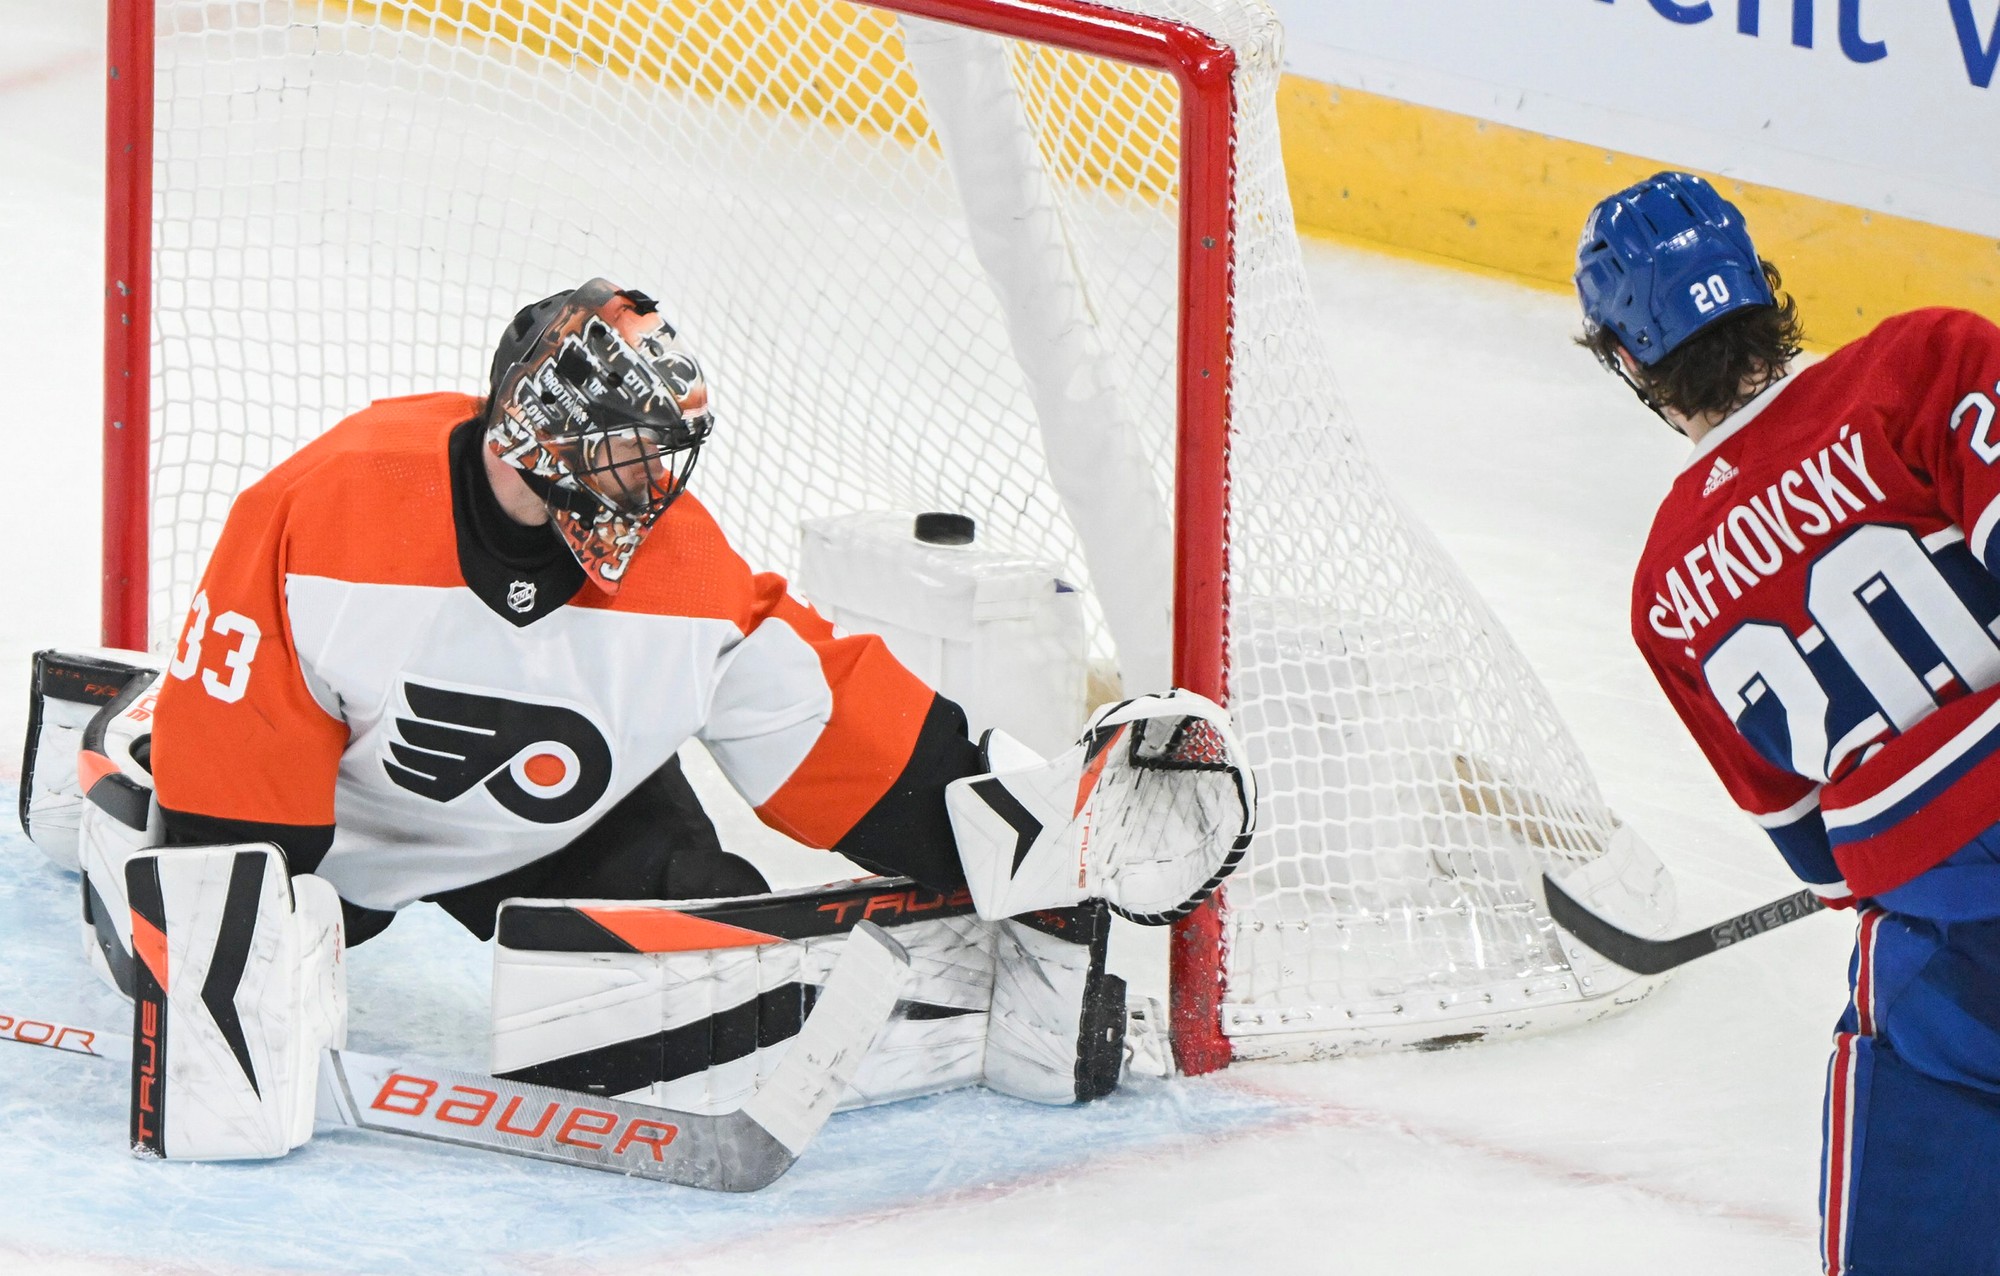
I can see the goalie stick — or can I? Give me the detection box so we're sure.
[1543,873,1828,976]
[0,920,909,1191]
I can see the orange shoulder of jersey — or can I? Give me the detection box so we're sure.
[152,393,475,826]
[250,392,473,587]
[568,492,768,628]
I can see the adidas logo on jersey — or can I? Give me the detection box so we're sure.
[1702,455,1739,496]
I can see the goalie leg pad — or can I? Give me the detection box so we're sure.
[127,846,346,1161]
[492,881,1130,1112]
[985,903,1125,1105]
[947,688,1257,923]
[491,879,994,1113]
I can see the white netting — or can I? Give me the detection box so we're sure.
[141,0,1674,1058]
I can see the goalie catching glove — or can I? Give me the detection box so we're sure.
[947,689,1255,924]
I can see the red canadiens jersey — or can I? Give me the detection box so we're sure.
[1632,308,2000,902]
[151,393,941,910]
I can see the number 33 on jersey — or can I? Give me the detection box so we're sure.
[1633,308,2000,904]
[168,590,263,703]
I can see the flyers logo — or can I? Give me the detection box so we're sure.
[385,682,613,824]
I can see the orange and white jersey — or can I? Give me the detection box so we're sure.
[152,392,968,911]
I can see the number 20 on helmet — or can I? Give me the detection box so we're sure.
[1574,171,1773,368]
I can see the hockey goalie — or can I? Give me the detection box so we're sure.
[19,279,1254,1168]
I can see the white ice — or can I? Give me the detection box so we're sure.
[0,3,1849,1272]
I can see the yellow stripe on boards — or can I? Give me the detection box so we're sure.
[1277,78,2000,350]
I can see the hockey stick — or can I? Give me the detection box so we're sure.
[1542,873,1827,976]
[0,920,909,1191]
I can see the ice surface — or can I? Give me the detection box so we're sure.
[0,2,1850,1271]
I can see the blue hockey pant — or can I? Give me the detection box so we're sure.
[1821,906,2000,1274]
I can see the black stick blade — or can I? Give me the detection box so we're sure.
[1543,874,1827,976]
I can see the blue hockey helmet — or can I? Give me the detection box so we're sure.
[1575,172,1772,367]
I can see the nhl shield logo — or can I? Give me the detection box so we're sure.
[506,580,537,613]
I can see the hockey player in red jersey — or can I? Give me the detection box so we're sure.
[41,278,1252,1166]
[1579,172,2000,1274]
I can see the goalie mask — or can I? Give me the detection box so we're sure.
[486,278,713,592]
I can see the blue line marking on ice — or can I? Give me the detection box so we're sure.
[0,785,1284,1274]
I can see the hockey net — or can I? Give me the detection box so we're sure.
[110,0,1677,1070]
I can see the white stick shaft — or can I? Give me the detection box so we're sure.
[742,919,908,1155]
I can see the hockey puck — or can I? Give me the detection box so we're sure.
[914,512,976,545]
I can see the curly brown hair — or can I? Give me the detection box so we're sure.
[1581,259,1805,422]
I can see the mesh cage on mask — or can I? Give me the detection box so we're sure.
[486,278,713,592]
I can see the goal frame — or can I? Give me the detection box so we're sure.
[102,0,1244,1073]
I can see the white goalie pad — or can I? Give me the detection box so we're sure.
[947,689,1256,924]
[985,912,1125,1104]
[127,845,347,1161]
[490,880,1124,1113]
[19,648,159,872]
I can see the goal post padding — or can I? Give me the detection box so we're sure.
[107,0,1675,1074]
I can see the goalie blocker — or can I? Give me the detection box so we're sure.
[19,648,159,875]
[18,649,173,998]
[491,879,1127,1111]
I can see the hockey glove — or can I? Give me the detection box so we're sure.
[945,689,1256,924]
[72,663,167,997]
[20,648,159,872]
